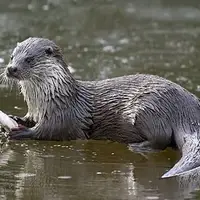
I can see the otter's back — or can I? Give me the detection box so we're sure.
[90,74,200,146]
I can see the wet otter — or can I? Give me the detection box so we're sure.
[4,37,200,178]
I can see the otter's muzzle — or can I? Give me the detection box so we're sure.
[6,65,18,78]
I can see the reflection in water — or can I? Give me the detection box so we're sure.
[0,141,198,200]
[0,142,147,200]
[0,148,14,167]
[0,0,200,199]
[177,170,200,199]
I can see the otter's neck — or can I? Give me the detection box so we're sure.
[20,65,94,139]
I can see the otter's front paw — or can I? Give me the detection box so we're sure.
[9,115,25,125]
[9,115,35,128]
[9,127,33,140]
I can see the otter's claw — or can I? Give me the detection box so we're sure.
[9,115,25,125]
[9,127,33,140]
[9,115,35,128]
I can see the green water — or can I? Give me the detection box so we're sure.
[1,0,200,199]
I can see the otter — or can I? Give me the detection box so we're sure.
[3,37,200,178]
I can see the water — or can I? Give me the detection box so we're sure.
[0,0,200,199]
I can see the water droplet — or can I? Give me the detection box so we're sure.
[146,196,159,200]
[27,4,34,10]
[103,46,115,53]
[15,173,36,178]
[68,45,73,50]
[96,38,107,45]
[126,7,136,14]
[58,176,72,179]
[119,38,129,45]
[129,56,135,61]
[14,106,22,110]
[42,5,49,11]
[164,63,170,67]
[121,58,128,64]
[180,64,186,69]
[83,47,88,52]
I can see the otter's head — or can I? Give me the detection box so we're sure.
[6,37,66,81]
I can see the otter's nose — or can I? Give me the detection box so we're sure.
[6,66,18,76]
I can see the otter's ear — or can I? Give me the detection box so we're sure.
[45,46,53,55]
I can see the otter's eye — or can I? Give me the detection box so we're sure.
[10,55,13,61]
[25,57,33,64]
[45,46,53,55]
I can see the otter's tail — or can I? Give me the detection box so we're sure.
[162,133,200,178]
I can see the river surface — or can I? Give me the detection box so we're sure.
[0,0,200,199]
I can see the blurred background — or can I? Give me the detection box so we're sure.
[0,0,200,199]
